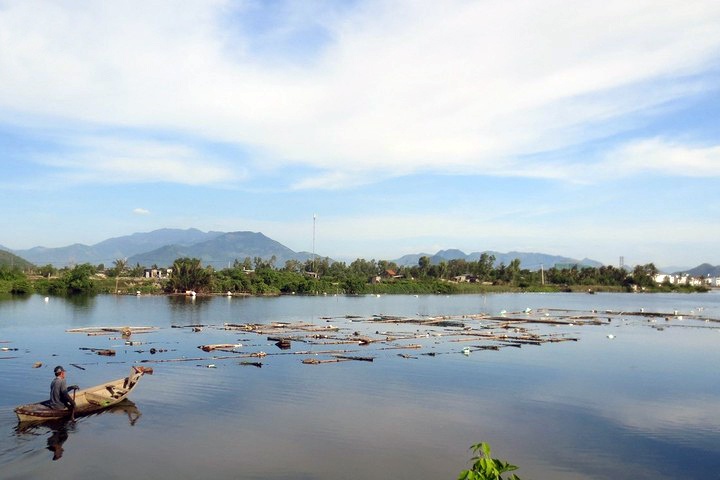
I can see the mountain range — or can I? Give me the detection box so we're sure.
[393,249,602,269]
[5,229,314,269]
[1,228,716,275]
[3,228,602,271]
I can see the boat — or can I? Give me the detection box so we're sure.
[14,366,152,423]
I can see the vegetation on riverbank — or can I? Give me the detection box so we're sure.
[0,254,709,297]
[458,442,521,480]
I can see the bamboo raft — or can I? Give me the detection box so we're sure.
[49,307,720,370]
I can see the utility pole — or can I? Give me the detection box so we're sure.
[541,264,545,285]
[312,213,316,273]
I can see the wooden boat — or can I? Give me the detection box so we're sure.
[14,366,152,423]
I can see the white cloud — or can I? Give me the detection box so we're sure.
[35,136,245,186]
[133,208,151,215]
[0,0,719,187]
[606,138,720,177]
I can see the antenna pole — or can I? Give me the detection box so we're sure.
[312,213,316,273]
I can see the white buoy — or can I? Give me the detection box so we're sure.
[607,334,615,339]
[44,297,49,302]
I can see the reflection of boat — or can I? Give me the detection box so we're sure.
[15,399,143,461]
[14,367,152,423]
[16,399,143,433]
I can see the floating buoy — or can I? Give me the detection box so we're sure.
[607,334,615,339]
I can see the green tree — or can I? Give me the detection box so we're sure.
[37,264,56,278]
[129,262,145,277]
[10,278,33,295]
[475,253,496,280]
[113,258,127,293]
[417,256,430,278]
[165,258,212,293]
[631,263,658,289]
[343,276,367,294]
[63,264,97,294]
[112,258,128,277]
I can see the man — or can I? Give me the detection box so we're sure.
[50,365,78,421]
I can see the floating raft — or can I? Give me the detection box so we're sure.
[66,326,158,336]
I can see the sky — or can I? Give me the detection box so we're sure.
[1,0,719,269]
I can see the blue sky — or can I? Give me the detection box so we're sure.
[1,0,719,269]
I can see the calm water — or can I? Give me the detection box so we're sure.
[1,292,720,479]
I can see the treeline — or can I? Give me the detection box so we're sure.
[0,254,708,296]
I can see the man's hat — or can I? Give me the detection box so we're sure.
[53,365,65,375]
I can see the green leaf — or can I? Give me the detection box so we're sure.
[481,442,492,458]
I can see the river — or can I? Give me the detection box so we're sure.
[1,292,719,479]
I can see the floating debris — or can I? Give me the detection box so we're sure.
[67,326,158,335]
[333,355,374,362]
[274,339,292,349]
[79,347,116,356]
[198,343,242,352]
[398,354,417,359]
[240,361,263,368]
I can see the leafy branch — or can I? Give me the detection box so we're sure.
[458,442,521,480]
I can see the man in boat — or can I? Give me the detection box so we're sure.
[50,365,78,421]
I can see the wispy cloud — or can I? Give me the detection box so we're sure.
[133,208,151,215]
[1,1,719,188]
[32,136,246,187]
[606,138,720,177]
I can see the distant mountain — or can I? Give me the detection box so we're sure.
[394,249,603,271]
[6,227,613,272]
[93,228,223,260]
[394,253,434,267]
[13,243,97,268]
[0,249,33,269]
[659,265,692,274]
[127,231,314,268]
[12,228,223,267]
[675,263,720,277]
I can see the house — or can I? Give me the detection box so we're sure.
[654,273,716,287]
[453,274,478,283]
[144,268,172,279]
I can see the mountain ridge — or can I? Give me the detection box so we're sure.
[393,249,603,271]
[127,231,313,268]
[5,228,717,275]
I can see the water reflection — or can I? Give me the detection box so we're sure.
[166,295,215,326]
[46,422,69,460]
[14,400,142,462]
[0,292,31,304]
[63,294,97,310]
